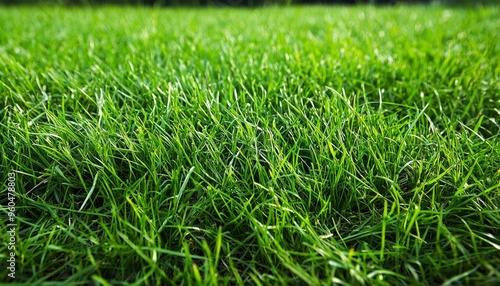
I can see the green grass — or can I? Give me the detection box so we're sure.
[0,4,499,285]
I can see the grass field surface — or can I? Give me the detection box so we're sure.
[0,5,499,285]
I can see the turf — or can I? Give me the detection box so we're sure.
[0,4,499,285]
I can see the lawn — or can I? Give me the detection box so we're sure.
[0,4,499,285]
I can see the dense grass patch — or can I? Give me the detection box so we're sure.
[1,5,499,285]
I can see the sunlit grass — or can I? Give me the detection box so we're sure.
[0,5,499,285]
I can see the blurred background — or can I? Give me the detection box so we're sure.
[1,0,498,6]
